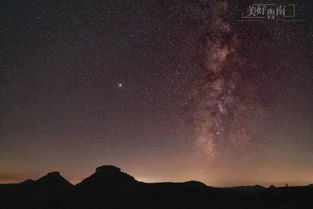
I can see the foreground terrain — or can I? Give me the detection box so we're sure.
[1,165,313,209]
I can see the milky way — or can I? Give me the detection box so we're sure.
[190,0,274,159]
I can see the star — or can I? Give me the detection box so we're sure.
[117,82,123,88]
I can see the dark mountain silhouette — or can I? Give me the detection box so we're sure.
[223,185,265,192]
[0,171,73,209]
[1,165,313,209]
[20,179,35,185]
[35,171,73,191]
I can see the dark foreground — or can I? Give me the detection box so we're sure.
[1,165,313,209]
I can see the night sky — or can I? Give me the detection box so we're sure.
[1,0,313,187]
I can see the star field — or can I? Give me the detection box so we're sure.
[1,0,313,186]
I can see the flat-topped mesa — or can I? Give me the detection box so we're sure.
[46,171,61,176]
[76,165,136,188]
[96,165,121,174]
